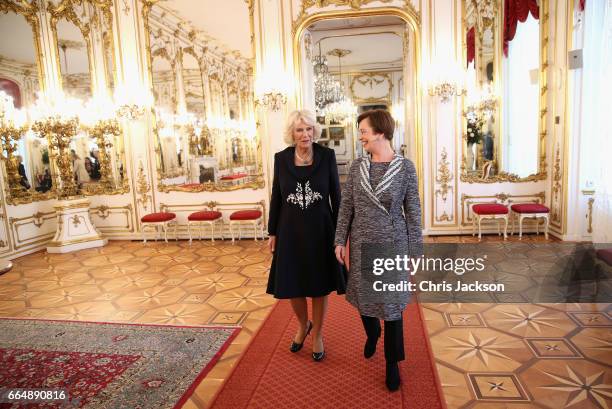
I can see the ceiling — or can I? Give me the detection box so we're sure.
[0,12,37,66]
[0,12,91,74]
[309,15,404,31]
[309,15,405,71]
[160,0,252,59]
[317,33,403,70]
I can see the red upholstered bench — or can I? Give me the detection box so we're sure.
[220,173,249,186]
[471,203,509,240]
[229,210,263,243]
[187,210,223,243]
[510,203,550,240]
[140,212,177,244]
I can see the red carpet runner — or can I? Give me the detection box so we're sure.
[211,294,445,409]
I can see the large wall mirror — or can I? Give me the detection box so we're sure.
[295,11,419,178]
[145,3,263,192]
[49,1,128,195]
[0,5,58,204]
[462,0,548,183]
[53,14,92,100]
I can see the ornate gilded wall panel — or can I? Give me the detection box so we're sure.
[434,147,455,224]
[89,204,134,233]
[9,211,57,250]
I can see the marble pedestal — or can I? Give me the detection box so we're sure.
[47,197,107,253]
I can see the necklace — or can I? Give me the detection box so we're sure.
[295,149,313,165]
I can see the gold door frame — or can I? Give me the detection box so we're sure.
[292,6,423,201]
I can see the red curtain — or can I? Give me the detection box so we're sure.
[467,27,476,68]
[503,0,540,56]
[0,78,22,108]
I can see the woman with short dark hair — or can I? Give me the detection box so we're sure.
[334,109,423,391]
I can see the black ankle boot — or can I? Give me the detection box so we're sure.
[364,326,381,359]
[385,361,401,391]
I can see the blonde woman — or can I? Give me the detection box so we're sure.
[267,110,346,362]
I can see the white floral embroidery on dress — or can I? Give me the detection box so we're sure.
[287,181,322,209]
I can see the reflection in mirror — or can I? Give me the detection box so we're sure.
[299,15,415,175]
[502,0,539,177]
[55,17,92,100]
[103,30,115,92]
[182,50,205,117]
[151,45,182,183]
[462,0,544,181]
[0,8,56,203]
[463,1,498,176]
[145,3,261,191]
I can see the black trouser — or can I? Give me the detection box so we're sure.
[361,314,405,362]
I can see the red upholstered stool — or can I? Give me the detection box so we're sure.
[187,210,224,243]
[471,203,509,241]
[229,210,263,243]
[510,203,550,240]
[140,212,177,244]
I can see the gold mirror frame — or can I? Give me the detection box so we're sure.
[460,0,548,183]
[292,6,423,197]
[143,1,264,193]
[0,1,59,205]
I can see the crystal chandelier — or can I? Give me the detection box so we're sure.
[323,97,357,124]
[323,49,356,124]
[313,44,342,113]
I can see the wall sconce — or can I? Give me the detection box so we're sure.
[114,85,152,120]
[117,104,146,120]
[254,68,291,112]
[428,81,466,103]
[255,92,287,112]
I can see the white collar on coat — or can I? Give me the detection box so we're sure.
[359,154,404,214]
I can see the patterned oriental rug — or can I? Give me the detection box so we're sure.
[0,319,239,408]
[211,294,445,409]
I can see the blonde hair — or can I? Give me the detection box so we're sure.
[283,110,322,145]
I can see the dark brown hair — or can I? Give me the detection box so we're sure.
[357,109,395,141]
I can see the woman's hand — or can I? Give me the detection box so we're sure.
[268,235,276,253]
[335,245,345,265]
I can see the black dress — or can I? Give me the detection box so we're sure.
[266,143,346,299]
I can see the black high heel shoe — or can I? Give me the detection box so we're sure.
[312,349,325,362]
[289,321,312,353]
[312,334,325,361]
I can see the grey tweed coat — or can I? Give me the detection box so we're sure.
[334,154,423,320]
